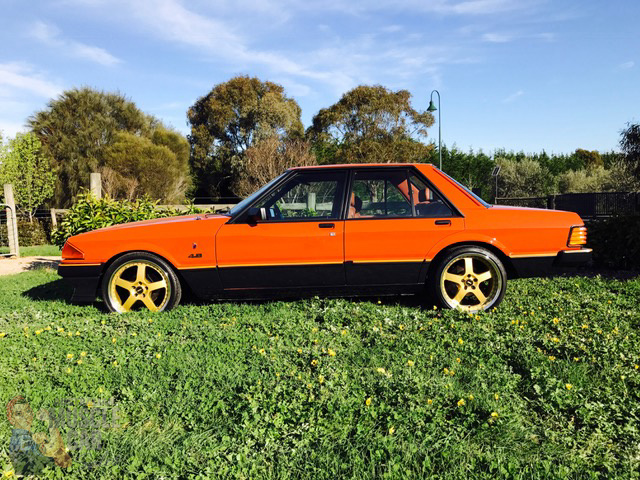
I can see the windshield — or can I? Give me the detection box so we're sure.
[437,170,491,208]
[228,171,289,216]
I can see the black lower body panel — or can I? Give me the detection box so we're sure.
[57,264,102,303]
[511,249,592,278]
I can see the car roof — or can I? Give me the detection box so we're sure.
[290,163,435,170]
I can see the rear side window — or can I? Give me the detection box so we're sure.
[409,173,454,218]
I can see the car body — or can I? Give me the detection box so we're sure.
[58,163,591,313]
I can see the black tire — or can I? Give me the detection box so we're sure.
[429,246,507,312]
[101,252,182,313]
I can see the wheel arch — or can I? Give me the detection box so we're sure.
[425,241,517,282]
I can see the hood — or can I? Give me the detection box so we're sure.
[93,213,229,232]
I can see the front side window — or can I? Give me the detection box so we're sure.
[349,170,412,218]
[254,171,346,221]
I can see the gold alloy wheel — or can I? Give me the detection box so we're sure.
[439,253,502,312]
[108,260,171,313]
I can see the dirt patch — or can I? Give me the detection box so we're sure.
[0,256,61,276]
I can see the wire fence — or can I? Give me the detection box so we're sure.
[495,192,640,218]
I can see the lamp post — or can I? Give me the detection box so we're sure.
[427,90,441,170]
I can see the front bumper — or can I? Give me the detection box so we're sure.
[511,248,592,278]
[57,264,102,303]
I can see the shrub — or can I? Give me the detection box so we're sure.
[587,213,640,270]
[17,220,48,246]
[52,192,209,248]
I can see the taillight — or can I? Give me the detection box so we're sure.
[567,226,587,247]
[62,242,84,260]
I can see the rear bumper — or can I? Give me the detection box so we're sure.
[511,248,592,278]
[57,264,102,303]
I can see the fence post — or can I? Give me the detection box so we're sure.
[50,208,58,228]
[3,183,20,258]
[90,172,102,199]
[547,195,556,210]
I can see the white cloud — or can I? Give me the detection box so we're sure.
[28,21,121,66]
[0,63,63,98]
[619,61,635,70]
[482,32,513,43]
[502,89,524,103]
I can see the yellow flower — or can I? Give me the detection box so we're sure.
[35,330,43,335]
[75,331,80,336]
[58,327,64,332]
[68,332,73,337]
[388,426,395,435]
[306,383,312,389]
[148,318,153,323]
[635,365,639,370]
[156,353,162,359]
[491,412,499,418]
[44,326,51,331]
[549,356,556,362]
[112,337,117,343]
[98,387,104,393]
[66,353,74,359]
[259,348,266,355]
[312,327,318,333]
[297,348,303,354]
[573,357,580,362]
[456,357,461,363]
[32,357,37,362]
[552,337,559,343]
[443,368,449,375]
[494,393,499,400]
[468,394,474,400]
[318,375,324,384]
[3,469,15,478]
[565,383,573,390]
[365,397,372,406]
[113,361,118,366]
[376,367,386,374]
[313,339,318,345]
[328,348,336,357]
[582,324,588,329]
[449,370,455,376]
[399,324,405,330]
[341,329,347,335]
[65,367,72,374]
[0,333,6,338]
[553,318,559,324]
[311,359,318,367]
[81,351,87,357]
[87,401,93,408]
[427,399,433,405]
[458,338,464,345]
[77,359,83,365]
[407,359,415,367]
[131,332,137,337]
[157,333,161,337]
[457,398,466,407]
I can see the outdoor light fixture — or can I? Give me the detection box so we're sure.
[428,90,441,170]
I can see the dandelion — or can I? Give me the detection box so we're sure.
[341,330,347,336]
[77,359,83,365]
[101,320,106,325]
[468,394,474,400]
[156,353,162,359]
[573,357,580,362]
[456,357,461,363]
[67,332,73,337]
[297,348,303,354]
[376,367,386,374]
[582,324,588,329]
[443,368,449,375]
[112,337,117,343]
[81,351,87,357]
[65,367,72,374]
[388,426,395,435]
[311,359,318,367]
[313,339,318,345]
[328,348,336,357]
[44,326,51,331]
[449,370,455,376]
[306,383,312,389]
[565,383,573,390]
[318,375,324,384]
[58,327,64,332]
[0,333,6,338]
[365,397,372,407]
[259,349,266,355]
[553,318,559,324]
[148,318,153,323]
[87,401,94,409]
[457,399,466,407]
[427,399,433,405]
[552,337,559,343]
[3,469,15,478]
[131,332,137,337]
[35,330,43,335]
[494,393,499,401]
[549,356,556,361]
[407,359,415,367]
[399,324,405,331]
[32,357,37,362]
[312,327,318,333]
[433,305,437,310]
[112,361,118,366]
[491,412,499,418]
[75,331,80,336]
[458,338,464,345]
[98,387,104,394]
[635,365,639,370]
[66,353,74,359]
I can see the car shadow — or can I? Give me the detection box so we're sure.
[23,278,79,305]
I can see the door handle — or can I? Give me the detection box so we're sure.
[435,219,451,225]
[319,223,335,229]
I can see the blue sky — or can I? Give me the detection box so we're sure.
[0,0,638,154]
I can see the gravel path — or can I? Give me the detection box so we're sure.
[0,256,61,276]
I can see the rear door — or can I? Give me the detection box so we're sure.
[345,168,464,286]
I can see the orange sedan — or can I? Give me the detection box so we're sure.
[58,164,591,313]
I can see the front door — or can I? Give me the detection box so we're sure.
[216,170,347,289]
[345,168,464,286]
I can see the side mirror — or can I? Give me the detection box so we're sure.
[247,207,266,224]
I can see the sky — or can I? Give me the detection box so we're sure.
[0,0,638,155]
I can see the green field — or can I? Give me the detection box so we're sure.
[0,245,61,257]
[0,269,639,479]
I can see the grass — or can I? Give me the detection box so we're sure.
[0,268,639,479]
[0,244,61,256]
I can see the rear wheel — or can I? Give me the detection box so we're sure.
[430,246,507,312]
[102,252,181,313]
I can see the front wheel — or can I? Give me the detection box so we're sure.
[430,246,507,312]
[102,252,182,313]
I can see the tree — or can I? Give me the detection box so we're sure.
[187,76,304,199]
[495,157,554,198]
[28,88,154,206]
[620,122,640,181]
[232,137,316,197]
[0,133,55,221]
[308,85,434,165]
[573,149,603,170]
[100,128,191,203]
